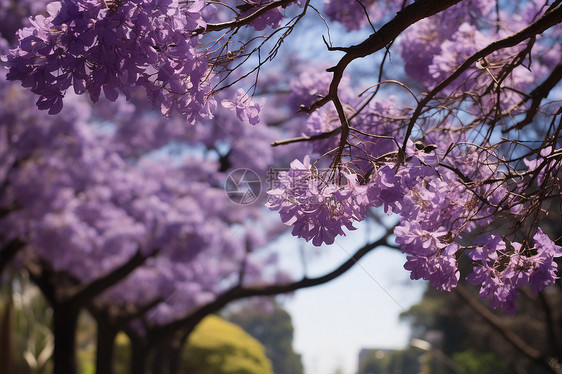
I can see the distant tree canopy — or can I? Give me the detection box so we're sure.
[357,348,421,374]
[402,282,561,374]
[181,315,273,374]
[227,302,304,374]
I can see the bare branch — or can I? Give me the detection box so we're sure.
[507,63,562,131]
[402,5,562,152]
[297,0,463,166]
[302,0,463,114]
[271,127,342,147]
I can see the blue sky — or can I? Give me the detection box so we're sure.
[278,224,427,374]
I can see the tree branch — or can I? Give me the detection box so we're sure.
[402,5,562,151]
[297,0,462,166]
[507,63,562,131]
[271,127,342,147]
[70,248,159,306]
[89,296,164,327]
[303,0,462,115]
[0,238,25,275]
[151,230,394,340]
[204,0,297,32]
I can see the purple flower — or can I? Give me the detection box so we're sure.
[221,89,264,125]
[524,147,560,186]
[403,243,460,292]
[266,156,366,246]
[466,231,562,316]
[370,165,405,215]
[6,0,214,122]
[529,228,562,294]
[394,221,449,256]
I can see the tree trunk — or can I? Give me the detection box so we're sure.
[95,319,117,374]
[52,303,80,374]
[152,341,170,374]
[129,337,149,374]
[151,336,184,374]
[167,343,182,374]
[0,301,13,374]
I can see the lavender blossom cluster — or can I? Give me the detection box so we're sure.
[5,0,215,122]
[266,0,562,312]
[267,134,561,315]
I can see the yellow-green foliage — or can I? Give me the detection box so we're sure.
[113,332,131,374]
[112,315,272,374]
[181,315,273,374]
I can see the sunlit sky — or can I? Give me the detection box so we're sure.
[276,223,427,374]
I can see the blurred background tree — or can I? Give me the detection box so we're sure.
[357,209,562,374]
[402,255,561,374]
[181,315,273,374]
[401,281,562,374]
[0,273,53,374]
[227,300,304,374]
[1,282,276,374]
[357,348,421,374]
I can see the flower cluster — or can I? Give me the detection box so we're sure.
[523,146,561,186]
[1,63,296,326]
[266,147,439,246]
[221,88,264,126]
[266,156,370,246]
[466,230,562,315]
[5,0,215,122]
[268,129,560,313]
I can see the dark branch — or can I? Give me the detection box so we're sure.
[89,297,164,326]
[303,0,463,114]
[0,238,25,275]
[297,0,463,166]
[402,5,562,151]
[150,230,394,340]
[271,125,342,147]
[508,63,562,131]
[204,0,297,32]
[70,248,159,305]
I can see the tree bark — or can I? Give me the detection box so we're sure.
[167,343,182,374]
[129,337,149,374]
[0,301,13,374]
[95,319,118,374]
[152,338,173,374]
[52,302,80,374]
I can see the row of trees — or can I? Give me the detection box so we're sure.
[1,281,302,374]
[0,1,394,373]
